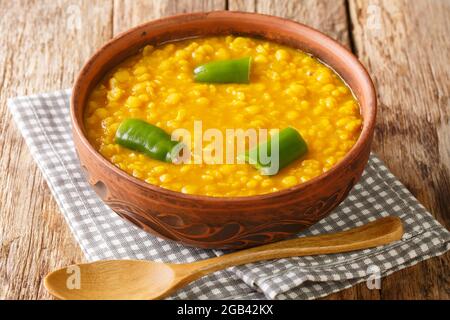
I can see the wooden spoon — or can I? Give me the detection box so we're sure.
[44,216,402,300]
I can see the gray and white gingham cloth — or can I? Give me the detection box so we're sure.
[7,89,450,300]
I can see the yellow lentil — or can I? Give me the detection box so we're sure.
[85,36,361,197]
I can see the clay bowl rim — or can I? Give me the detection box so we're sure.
[71,11,377,204]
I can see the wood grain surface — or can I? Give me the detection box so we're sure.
[0,0,448,299]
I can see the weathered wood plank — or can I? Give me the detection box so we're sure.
[229,0,350,47]
[348,0,450,299]
[113,0,226,35]
[0,0,114,300]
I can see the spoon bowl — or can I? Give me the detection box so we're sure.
[45,260,179,300]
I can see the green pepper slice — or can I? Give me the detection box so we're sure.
[115,118,183,163]
[193,57,252,83]
[238,127,308,175]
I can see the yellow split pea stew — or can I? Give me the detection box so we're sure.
[85,36,362,197]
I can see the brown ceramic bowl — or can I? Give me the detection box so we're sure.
[71,11,376,249]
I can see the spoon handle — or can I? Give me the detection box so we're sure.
[183,216,403,277]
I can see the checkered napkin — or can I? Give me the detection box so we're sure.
[8,89,450,300]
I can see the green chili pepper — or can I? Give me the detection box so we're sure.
[193,57,252,83]
[115,118,183,163]
[238,127,308,175]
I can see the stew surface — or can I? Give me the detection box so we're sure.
[85,36,362,197]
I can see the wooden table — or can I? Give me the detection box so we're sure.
[1,0,449,300]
